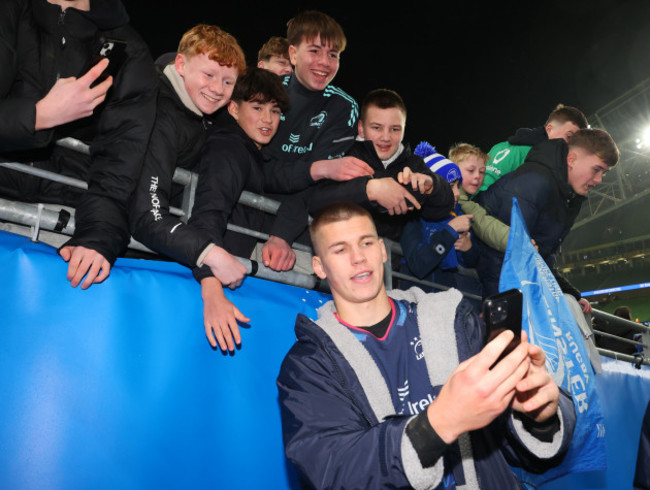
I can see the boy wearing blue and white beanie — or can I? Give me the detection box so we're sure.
[400,141,482,310]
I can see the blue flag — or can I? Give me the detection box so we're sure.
[499,198,606,483]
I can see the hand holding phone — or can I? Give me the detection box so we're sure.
[80,39,128,87]
[35,57,112,129]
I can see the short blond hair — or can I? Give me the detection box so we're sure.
[178,24,247,75]
[309,202,373,256]
[448,142,488,166]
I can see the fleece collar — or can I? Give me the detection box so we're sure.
[163,64,203,117]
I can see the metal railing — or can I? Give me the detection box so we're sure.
[591,309,650,366]
[383,239,482,302]
[0,194,322,289]
[0,140,319,289]
[0,139,648,365]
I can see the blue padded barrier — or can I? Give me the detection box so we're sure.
[0,231,329,489]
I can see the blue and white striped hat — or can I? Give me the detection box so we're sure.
[414,141,462,184]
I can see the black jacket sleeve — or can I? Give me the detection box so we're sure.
[130,101,211,268]
[0,0,51,152]
[305,177,373,214]
[418,173,455,222]
[262,154,315,195]
[61,28,158,264]
[188,134,253,248]
[189,134,257,282]
[267,193,311,246]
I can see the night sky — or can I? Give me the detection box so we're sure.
[128,1,650,156]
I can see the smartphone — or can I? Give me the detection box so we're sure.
[80,39,128,87]
[482,288,523,367]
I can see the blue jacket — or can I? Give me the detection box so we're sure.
[277,287,576,489]
[400,206,482,306]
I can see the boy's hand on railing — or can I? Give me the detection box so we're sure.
[35,58,113,130]
[59,245,110,289]
[262,236,296,271]
[201,277,250,351]
[203,245,247,289]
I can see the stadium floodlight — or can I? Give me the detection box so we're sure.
[635,125,650,149]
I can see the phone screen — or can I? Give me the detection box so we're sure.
[482,288,523,366]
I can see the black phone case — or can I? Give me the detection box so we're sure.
[80,39,128,87]
[482,288,523,365]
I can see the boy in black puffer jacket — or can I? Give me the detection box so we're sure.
[0,0,157,290]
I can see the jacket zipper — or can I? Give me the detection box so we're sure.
[57,9,67,75]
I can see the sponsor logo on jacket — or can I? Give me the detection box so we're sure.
[149,176,162,221]
[406,392,436,415]
[310,111,327,128]
[282,133,313,154]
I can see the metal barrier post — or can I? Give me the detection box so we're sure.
[31,203,44,242]
[639,328,650,359]
[173,168,198,222]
